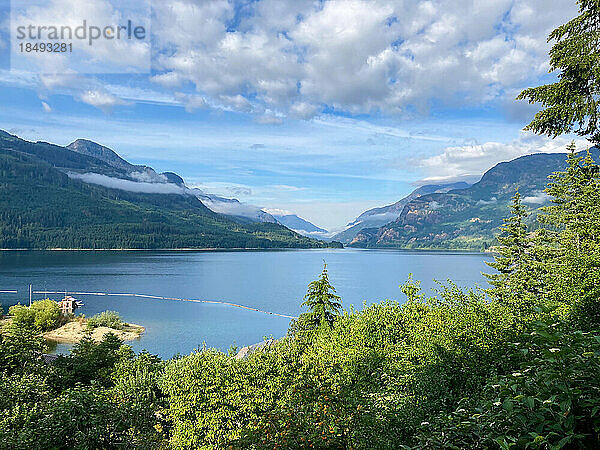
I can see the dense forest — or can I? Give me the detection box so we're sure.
[0,140,339,249]
[1,0,600,448]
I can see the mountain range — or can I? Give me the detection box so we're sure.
[65,139,326,235]
[3,128,593,252]
[332,182,470,243]
[348,148,599,250]
[0,130,340,249]
[271,214,327,235]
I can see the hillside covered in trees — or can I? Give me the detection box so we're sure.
[349,148,599,251]
[0,131,339,249]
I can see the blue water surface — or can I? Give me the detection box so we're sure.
[0,249,493,358]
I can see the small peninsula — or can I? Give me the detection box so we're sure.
[43,318,144,344]
[2,299,143,344]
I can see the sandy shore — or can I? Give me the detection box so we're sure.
[43,320,145,344]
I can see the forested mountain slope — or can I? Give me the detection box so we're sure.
[0,131,339,249]
[351,149,600,250]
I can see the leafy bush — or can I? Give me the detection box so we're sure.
[0,323,46,376]
[412,314,600,449]
[87,311,125,330]
[9,299,61,331]
[7,305,35,329]
[29,299,61,331]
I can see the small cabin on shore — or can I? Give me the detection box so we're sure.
[57,296,82,315]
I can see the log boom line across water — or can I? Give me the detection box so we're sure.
[32,290,299,319]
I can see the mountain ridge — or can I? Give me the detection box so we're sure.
[333,182,470,243]
[0,131,341,249]
[272,214,327,234]
[350,148,599,250]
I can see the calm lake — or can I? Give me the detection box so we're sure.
[0,249,493,358]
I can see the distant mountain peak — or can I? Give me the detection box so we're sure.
[67,139,136,172]
[271,214,327,234]
[350,148,600,250]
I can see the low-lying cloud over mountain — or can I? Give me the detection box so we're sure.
[69,172,280,224]
[265,210,328,236]
[191,189,278,223]
[522,191,551,204]
[68,172,188,195]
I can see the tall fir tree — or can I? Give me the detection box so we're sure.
[540,143,600,326]
[518,0,600,144]
[516,0,600,325]
[485,191,533,306]
[300,263,342,329]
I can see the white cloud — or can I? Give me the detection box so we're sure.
[41,101,52,113]
[201,199,266,219]
[11,0,150,73]
[264,208,293,216]
[68,172,187,194]
[289,102,319,120]
[523,191,550,204]
[151,72,184,89]
[255,113,284,125]
[3,0,578,118]
[148,0,577,118]
[477,197,498,206]
[219,94,254,112]
[175,93,208,112]
[190,181,254,199]
[78,90,127,112]
[417,133,588,183]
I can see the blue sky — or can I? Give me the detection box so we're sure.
[0,0,584,231]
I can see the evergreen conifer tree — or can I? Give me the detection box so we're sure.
[485,191,533,306]
[540,143,600,325]
[518,0,600,144]
[300,263,342,329]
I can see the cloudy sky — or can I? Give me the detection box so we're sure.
[0,0,585,231]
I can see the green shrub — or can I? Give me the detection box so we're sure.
[8,305,35,329]
[412,315,600,449]
[29,299,61,331]
[8,299,61,332]
[0,323,46,376]
[87,311,125,330]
